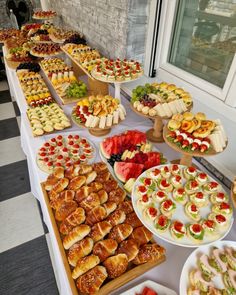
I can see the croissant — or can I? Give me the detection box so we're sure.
[103,179,118,193]
[65,165,81,179]
[89,221,112,242]
[75,186,93,203]
[55,200,78,222]
[103,253,128,278]
[118,201,134,214]
[63,224,91,249]
[85,206,107,226]
[97,190,108,204]
[88,181,103,192]
[103,201,117,216]
[85,171,97,184]
[129,226,152,246]
[72,254,100,279]
[51,178,69,193]
[95,171,110,182]
[106,209,126,226]
[79,193,100,212]
[68,176,86,190]
[125,212,143,228]
[108,223,133,243]
[68,237,93,266]
[93,162,108,173]
[76,265,107,294]
[59,207,85,235]
[93,239,118,262]
[50,190,75,210]
[133,243,165,265]
[117,239,139,262]
[108,187,126,204]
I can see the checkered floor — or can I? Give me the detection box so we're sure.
[0,79,59,294]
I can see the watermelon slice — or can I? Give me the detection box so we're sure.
[144,152,162,169]
[114,162,144,182]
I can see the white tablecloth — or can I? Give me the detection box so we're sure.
[5,51,236,295]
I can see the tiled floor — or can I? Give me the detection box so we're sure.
[0,80,59,294]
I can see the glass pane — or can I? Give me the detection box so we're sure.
[169,0,236,88]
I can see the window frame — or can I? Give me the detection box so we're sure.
[149,0,236,111]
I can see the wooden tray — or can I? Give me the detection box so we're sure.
[41,183,166,295]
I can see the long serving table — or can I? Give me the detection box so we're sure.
[4,49,236,295]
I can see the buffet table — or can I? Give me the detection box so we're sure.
[4,51,236,295]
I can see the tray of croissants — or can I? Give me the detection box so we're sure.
[41,162,166,295]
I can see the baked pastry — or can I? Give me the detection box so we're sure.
[93,239,118,261]
[103,179,118,193]
[50,190,75,210]
[117,239,139,261]
[93,162,108,173]
[108,187,126,204]
[75,186,93,203]
[85,171,97,184]
[118,201,133,214]
[79,193,100,212]
[103,202,117,215]
[44,176,61,191]
[129,226,152,246]
[97,190,108,204]
[65,165,81,180]
[52,178,69,193]
[88,181,103,192]
[89,221,112,242]
[85,206,107,225]
[55,200,78,221]
[133,243,165,265]
[68,237,93,266]
[95,171,110,182]
[125,212,143,228]
[108,223,133,243]
[63,224,91,249]
[72,254,100,279]
[68,176,86,190]
[76,265,107,294]
[59,207,86,235]
[106,209,126,226]
[103,253,128,278]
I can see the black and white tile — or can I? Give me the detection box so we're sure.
[0,79,59,294]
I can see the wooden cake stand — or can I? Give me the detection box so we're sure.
[163,125,228,166]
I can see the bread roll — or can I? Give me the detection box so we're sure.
[44,175,60,191]
[68,237,93,266]
[75,186,93,203]
[103,254,128,278]
[108,223,133,243]
[93,239,118,261]
[63,224,91,249]
[48,190,59,201]
[167,119,181,131]
[97,190,108,204]
[53,166,65,179]
[106,209,126,226]
[79,193,100,212]
[76,265,107,294]
[55,201,78,222]
[89,181,103,192]
[52,178,69,193]
[103,202,117,216]
[79,164,93,175]
[68,176,86,190]
[133,243,165,265]
[129,226,153,246]
[108,187,126,204]
[50,190,75,210]
[103,179,118,193]
[95,171,110,182]
[118,201,133,214]
[195,112,206,121]
[65,165,81,179]
[125,212,143,228]
[85,171,97,184]
[59,207,85,235]
[86,206,107,226]
[89,221,112,242]
[183,112,194,120]
[117,239,139,261]
[93,162,108,173]
[72,254,100,279]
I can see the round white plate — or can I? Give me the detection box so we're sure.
[121,280,177,295]
[179,240,236,294]
[131,164,234,247]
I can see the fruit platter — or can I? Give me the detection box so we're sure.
[130,82,193,143]
[32,10,57,20]
[41,162,166,294]
[179,240,236,294]
[49,28,81,44]
[100,130,167,194]
[40,58,88,104]
[72,95,126,136]
[30,43,62,57]
[27,103,71,136]
[163,111,228,166]
[37,134,96,173]
[0,28,21,43]
[132,164,233,247]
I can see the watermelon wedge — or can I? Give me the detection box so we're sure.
[144,151,162,169]
[114,162,144,182]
